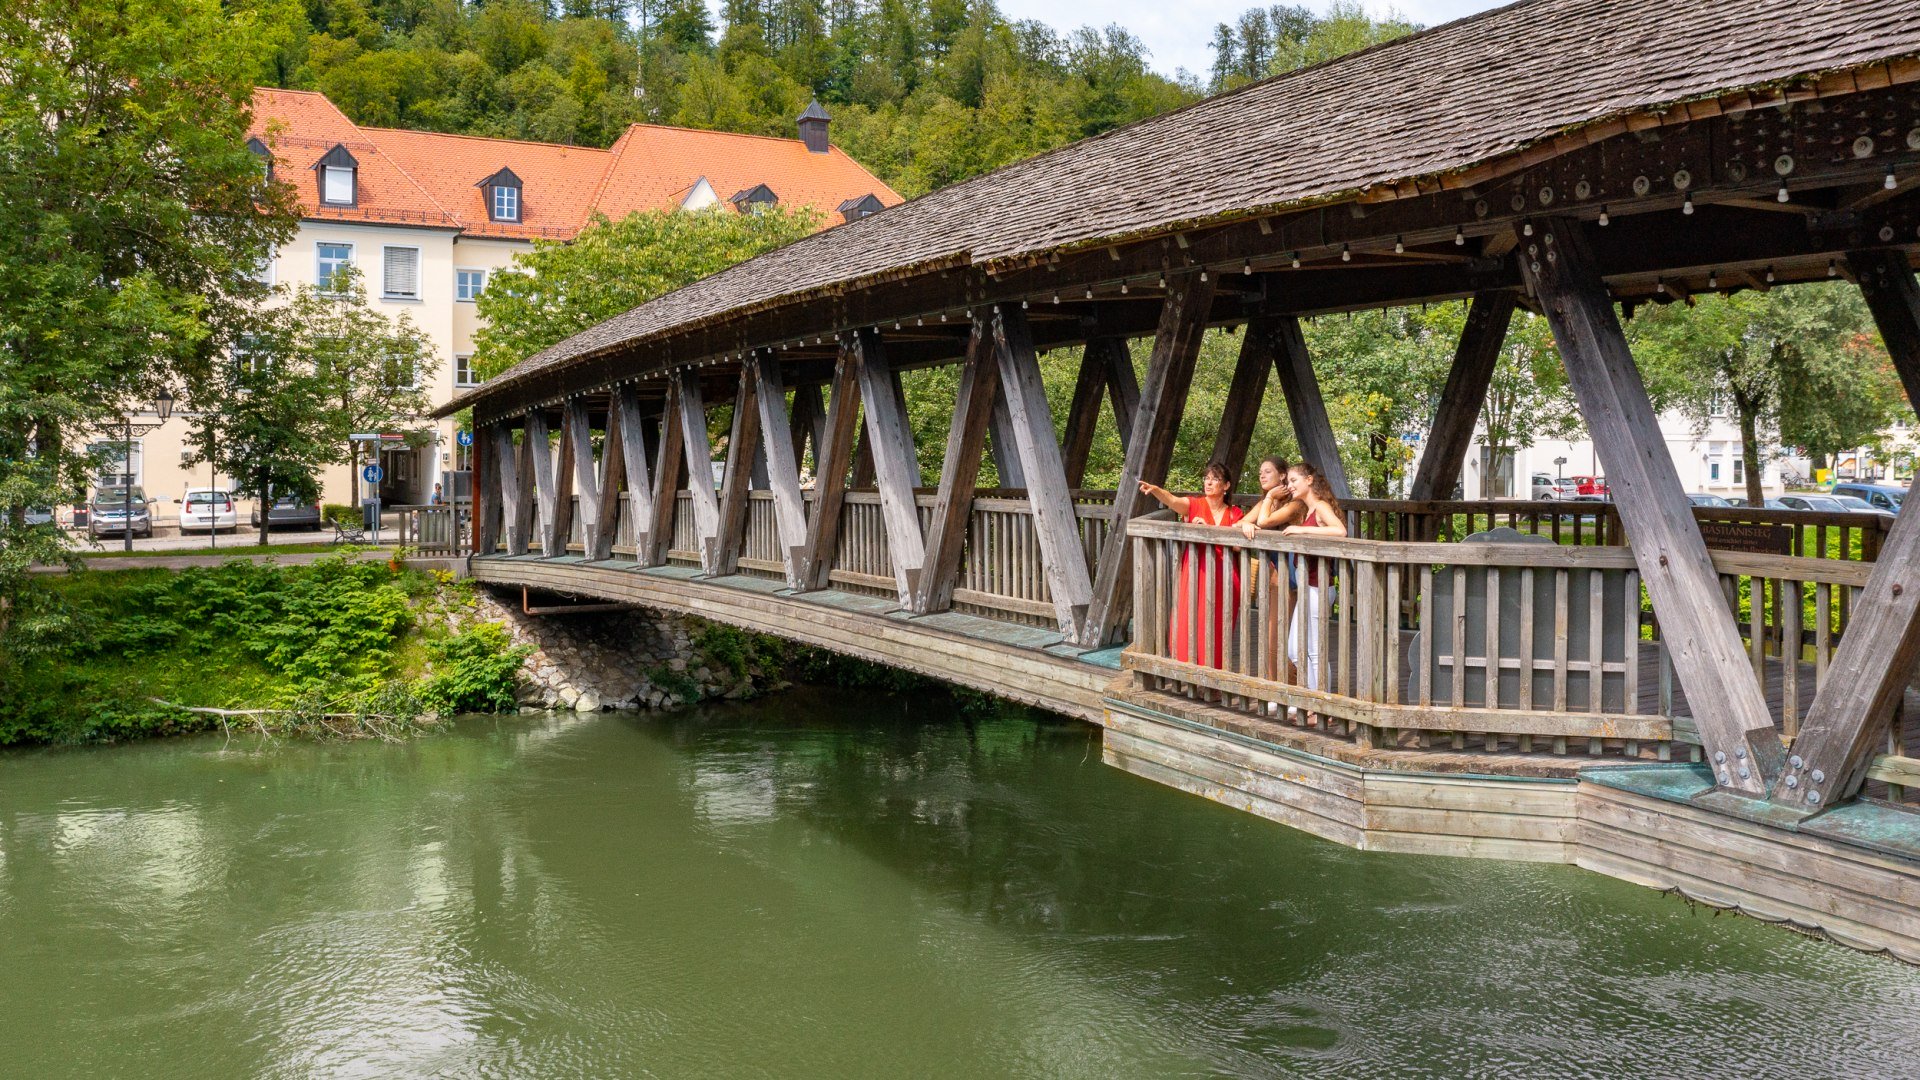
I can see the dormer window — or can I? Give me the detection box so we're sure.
[246,136,272,180]
[837,193,884,223]
[314,143,358,206]
[729,183,778,214]
[478,167,523,223]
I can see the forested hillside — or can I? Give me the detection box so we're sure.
[252,0,1414,197]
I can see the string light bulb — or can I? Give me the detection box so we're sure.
[1084,286,1093,299]
[1340,243,1351,262]
[1764,266,1775,283]
[1828,259,1838,278]
[1598,205,1610,226]
[1052,292,1059,304]
[1708,269,1718,288]
[1291,251,1302,268]
[1243,259,1253,275]
[1656,278,1667,294]
[1120,281,1129,294]
[1777,183,1790,203]
[1394,236,1404,253]
[1888,165,1900,191]
[1199,269,1208,281]
[1682,193,1694,215]
[1454,226,1465,246]
[1522,222,1533,236]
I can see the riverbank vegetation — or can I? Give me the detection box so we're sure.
[0,552,527,746]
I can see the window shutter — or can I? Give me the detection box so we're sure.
[384,247,419,298]
[323,166,354,204]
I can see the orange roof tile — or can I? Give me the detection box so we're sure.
[361,127,614,240]
[247,89,459,230]
[247,88,904,240]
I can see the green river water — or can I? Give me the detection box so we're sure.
[3,687,1919,1079]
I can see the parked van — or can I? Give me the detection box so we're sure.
[1829,482,1906,513]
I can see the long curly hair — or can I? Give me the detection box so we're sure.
[1288,460,1342,519]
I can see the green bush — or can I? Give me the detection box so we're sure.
[417,623,531,714]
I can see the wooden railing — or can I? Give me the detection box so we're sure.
[393,503,469,556]
[1125,512,1890,765]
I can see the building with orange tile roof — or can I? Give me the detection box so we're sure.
[124,88,900,523]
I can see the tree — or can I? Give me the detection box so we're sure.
[0,0,296,624]
[1478,310,1580,495]
[471,207,821,380]
[1630,284,1894,505]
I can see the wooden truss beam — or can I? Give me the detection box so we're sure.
[1780,253,1920,810]
[713,365,762,577]
[1409,290,1518,503]
[987,389,1026,489]
[749,352,813,589]
[641,379,685,568]
[852,328,926,602]
[1060,341,1110,487]
[1266,315,1352,500]
[562,397,600,558]
[993,303,1096,636]
[525,409,567,557]
[1523,216,1784,797]
[671,369,722,574]
[606,386,650,563]
[799,336,863,590]
[913,315,1001,615]
[1082,271,1215,647]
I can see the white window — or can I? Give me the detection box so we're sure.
[1707,391,1727,417]
[456,268,487,302]
[455,354,477,387]
[492,184,519,222]
[382,245,420,299]
[317,242,353,293]
[322,165,354,205]
[1733,458,1745,484]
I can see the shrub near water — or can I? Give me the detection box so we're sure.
[0,553,525,745]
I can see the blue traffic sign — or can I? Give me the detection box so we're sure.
[362,463,384,484]
[457,429,474,447]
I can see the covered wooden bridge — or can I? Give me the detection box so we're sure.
[442,0,1920,957]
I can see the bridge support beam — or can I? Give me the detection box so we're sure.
[524,409,566,557]
[562,397,600,558]
[993,303,1095,636]
[987,388,1026,489]
[599,386,648,563]
[799,336,863,591]
[1082,271,1215,647]
[672,369,723,574]
[853,328,926,602]
[713,365,762,577]
[1409,290,1517,505]
[1778,253,1920,811]
[913,314,1001,615]
[1268,314,1352,501]
[749,351,813,590]
[1522,216,1782,797]
[640,379,686,568]
[505,420,534,556]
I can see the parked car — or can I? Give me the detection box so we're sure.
[1686,493,1733,507]
[251,494,323,530]
[1829,482,1905,513]
[1778,495,1848,513]
[1830,494,1896,517]
[22,507,53,526]
[1569,474,1610,497]
[1531,473,1572,500]
[88,486,153,538]
[179,488,238,533]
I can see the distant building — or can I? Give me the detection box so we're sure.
[108,91,900,522]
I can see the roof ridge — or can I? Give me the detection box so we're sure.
[360,125,617,155]
[622,121,813,147]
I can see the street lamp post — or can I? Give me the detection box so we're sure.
[120,388,175,552]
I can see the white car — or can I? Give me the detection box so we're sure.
[179,488,238,533]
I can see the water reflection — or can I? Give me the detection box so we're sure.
[1,690,1918,1078]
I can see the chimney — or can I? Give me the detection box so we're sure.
[797,99,831,154]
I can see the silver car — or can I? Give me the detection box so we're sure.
[88,486,153,538]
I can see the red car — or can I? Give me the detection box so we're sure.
[1570,475,1609,497]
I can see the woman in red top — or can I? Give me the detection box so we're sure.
[1280,461,1346,718]
[1139,461,1244,669]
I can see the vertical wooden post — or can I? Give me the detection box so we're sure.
[604,387,650,562]
[913,314,1001,614]
[987,390,1027,489]
[749,352,812,590]
[1522,216,1782,796]
[788,381,822,475]
[642,379,685,568]
[526,408,568,557]
[1409,290,1517,502]
[1209,323,1275,484]
[1081,272,1215,647]
[561,396,596,557]
[514,418,536,554]
[713,364,761,576]
[1781,254,1920,809]
[471,419,490,557]
[673,369,722,573]
[1060,340,1111,488]
[1267,315,1352,501]
[853,328,926,602]
[485,423,514,555]
[994,304,1096,637]
[800,335,863,590]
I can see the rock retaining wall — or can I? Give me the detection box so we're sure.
[466,587,762,713]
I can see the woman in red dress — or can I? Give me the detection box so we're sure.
[1138,461,1244,669]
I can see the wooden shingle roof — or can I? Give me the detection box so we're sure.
[454,0,1920,416]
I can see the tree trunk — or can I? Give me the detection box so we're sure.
[257,464,272,546]
[1739,404,1765,508]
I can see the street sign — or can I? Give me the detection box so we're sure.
[457,429,473,447]
[362,463,384,484]
[350,432,408,442]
